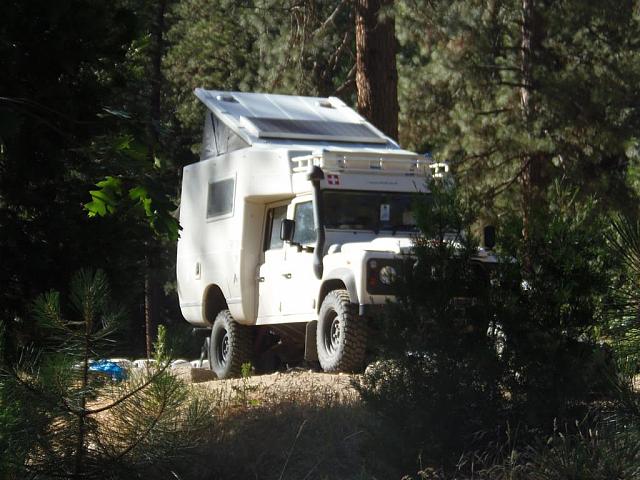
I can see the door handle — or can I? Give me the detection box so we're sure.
[257,276,265,282]
[282,273,292,279]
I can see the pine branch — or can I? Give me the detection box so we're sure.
[111,387,171,461]
[474,108,513,117]
[328,30,353,72]
[487,159,531,198]
[83,363,170,416]
[334,65,356,96]
[312,0,349,37]
[5,363,77,414]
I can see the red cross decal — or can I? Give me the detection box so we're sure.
[327,174,340,185]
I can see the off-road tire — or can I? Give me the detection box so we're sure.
[316,290,367,372]
[209,309,253,379]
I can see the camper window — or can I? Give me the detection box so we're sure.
[206,178,235,219]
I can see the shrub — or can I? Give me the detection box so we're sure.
[471,413,640,480]
[495,183,619,425]
[357,179,505,475]
[357,179,621,476]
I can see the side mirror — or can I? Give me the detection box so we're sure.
[280,219,296,242]
[483,225,496,250]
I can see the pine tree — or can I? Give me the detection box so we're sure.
[0,270,214,479]
[396,0,640,214]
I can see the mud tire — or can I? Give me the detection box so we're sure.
[209,309,253,379]
[316,290,367,372]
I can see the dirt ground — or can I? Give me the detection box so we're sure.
[171,365,361,404]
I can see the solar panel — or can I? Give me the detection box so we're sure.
[244,117,388,144]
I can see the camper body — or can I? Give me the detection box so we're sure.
[177,90,429,377]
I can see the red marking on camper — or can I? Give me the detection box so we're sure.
[327,174,340,185]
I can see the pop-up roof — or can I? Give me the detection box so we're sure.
[195,89,398,155]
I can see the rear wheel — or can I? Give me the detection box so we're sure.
[209,309,253,379]
[316,290,366,372]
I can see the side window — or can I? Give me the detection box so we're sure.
[206,177,235,219]
[264,205,288,251]
[292,201,316,245]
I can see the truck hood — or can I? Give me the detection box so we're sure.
[338,237,415,255]
[334,237,499,263]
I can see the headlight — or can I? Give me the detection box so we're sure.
[379,265,397,285]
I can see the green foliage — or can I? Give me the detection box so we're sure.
[396,0,640,212]
[0,0,181,355]
[470,414,640,480]
[495,182,618,424]
[0,0,138,327]
[606,214,640,368]
[359,178,625,475]
[97,366,216,478]
[0,325,30,478]
[84,127,181,241]
[231,362,260,408]
[154,324,170,363]
[0,270,215,479]
[164,0,355,141]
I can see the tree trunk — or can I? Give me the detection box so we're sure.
[355,0,398,140]
[520,0,541,274]
[148,0,166,150]
[144,267,154,358]
[144,0,167,358]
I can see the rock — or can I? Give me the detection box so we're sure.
[132,358,157,369]
[174,366,217,384]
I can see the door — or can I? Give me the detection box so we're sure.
[257,203,288,320]
[281,199,320,319]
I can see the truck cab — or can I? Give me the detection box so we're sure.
[177,90,430,377]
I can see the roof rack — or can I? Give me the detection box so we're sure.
[291,150,429,176]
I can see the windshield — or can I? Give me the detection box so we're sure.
[323,190,421,232]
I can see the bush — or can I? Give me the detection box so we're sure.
[495,183,619,425]
[357,179,621,476]
[357,179,505,475]
[471,412,640,480]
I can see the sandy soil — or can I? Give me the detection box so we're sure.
[170,366,361,405]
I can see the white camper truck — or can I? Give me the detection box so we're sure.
[177,90,431,378]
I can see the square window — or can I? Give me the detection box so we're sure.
[207,178,235,218]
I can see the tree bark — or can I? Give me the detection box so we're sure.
[520,0,542,274]
[144,0,167,358]
[149,0,166,149]
[355,0,399,140]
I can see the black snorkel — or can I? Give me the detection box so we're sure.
[308,166,325,280]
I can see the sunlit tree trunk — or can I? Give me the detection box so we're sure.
[355,0,398,140]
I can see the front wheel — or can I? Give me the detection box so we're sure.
[316,290,367,372]
[210,310,253,379]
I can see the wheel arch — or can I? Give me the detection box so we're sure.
[318,269,359,312]
[202,284,228,326]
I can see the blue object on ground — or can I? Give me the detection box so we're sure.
[89,360,127,381]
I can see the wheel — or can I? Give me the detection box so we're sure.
[209,309,253,379]
[316,290,367,372]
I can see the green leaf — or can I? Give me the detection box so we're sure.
[84,176,123,217]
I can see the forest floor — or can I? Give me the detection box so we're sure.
[193,368,357,399]
[170,367,375,479]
